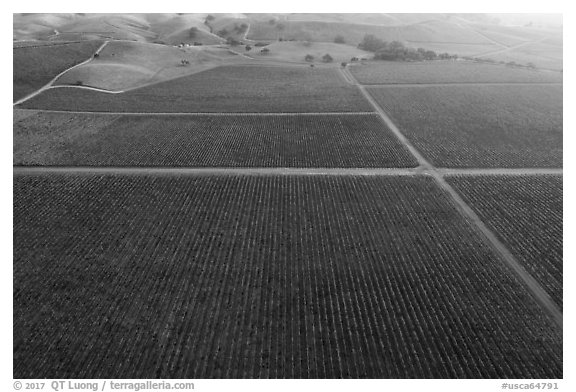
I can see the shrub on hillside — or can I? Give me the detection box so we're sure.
[322,54,333,63]
[226,37,241,46]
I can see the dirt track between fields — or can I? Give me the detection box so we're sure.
[362,82,562,87]
[13,167,427,176]
[13,166,562,177]
[13,108,377,116]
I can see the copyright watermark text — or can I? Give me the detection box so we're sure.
[13,380,194,391]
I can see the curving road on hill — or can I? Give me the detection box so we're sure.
[13,40,110,106]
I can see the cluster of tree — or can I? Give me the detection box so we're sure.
[357,34,389,52]
[180,59,190,66]
[358,34,457,62]
[204,15,215,33]
[233,23,249,34]
[217,24,249,39]
[304,54,333,63]
[334,35,345,44]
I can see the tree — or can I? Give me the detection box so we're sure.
[358,34,388,52]
[217,28,229,37]
[423,50,437,60]
[341,62,347,67]
[226,37,240,46]
[235,23,248,34]
[304,54,315,62]
[245,45,252,51]
[275,23,285,40]
[322,53,333,63]
[189,27,199,39]
[205,14,215,22]
[389,41,405,52]
[334,35,345,44]
[269,19,276,25]
[260,47,270,54]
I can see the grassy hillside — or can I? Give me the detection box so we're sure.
[53,14,156,42]
[54,40,241,91]
[247,19,493,45]
[14,13,223,45]
[13,13,76,40]
[145,14,222,45]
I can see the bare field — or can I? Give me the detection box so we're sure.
[447,175,563,308]
[484,43,563,71]
[18,65,373,113]
[368,84,562,168]
[350,60,562,84]
[14,174,562,378]
[14,113,417,168]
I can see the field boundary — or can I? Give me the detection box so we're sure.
[13,167,428,176]
[341,64,563,329]
[13,109,377,116]
[361,82,562,87]
[439,168,562,175]
[13,166,563,176]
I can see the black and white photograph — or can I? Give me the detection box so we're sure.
[8,1,569,389]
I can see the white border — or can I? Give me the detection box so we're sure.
[5,2,570,391]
